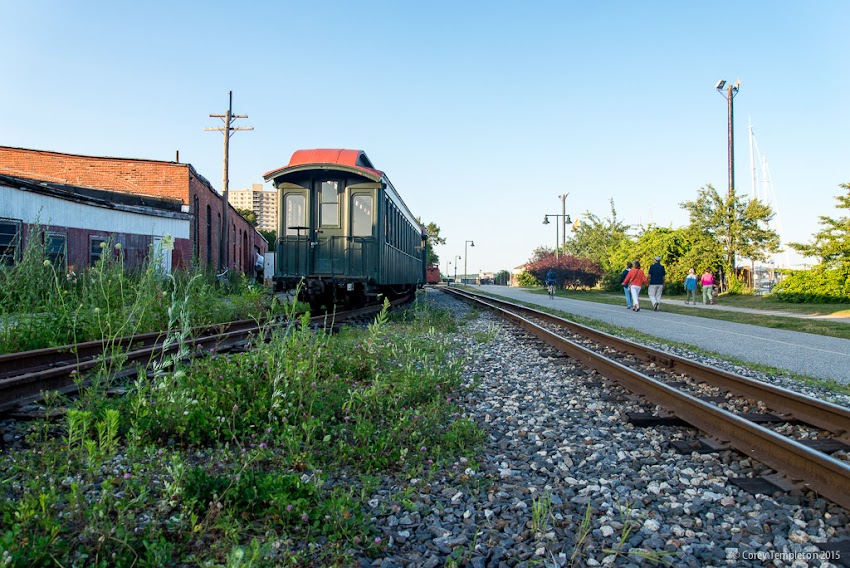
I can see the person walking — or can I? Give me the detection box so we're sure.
[622,260,648,311]
[684,268,698,305]
[545,268,557,298]
[648,256,666,311]
[619,261,633,309]
[701,269,715,305]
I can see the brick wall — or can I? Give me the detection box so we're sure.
[0,146,187,202]
[0,146,266,272]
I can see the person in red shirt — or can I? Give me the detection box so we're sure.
[623,261,648,311]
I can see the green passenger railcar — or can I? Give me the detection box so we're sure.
[263,149,426,309]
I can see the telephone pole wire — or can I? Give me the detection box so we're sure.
[205,91,253,270]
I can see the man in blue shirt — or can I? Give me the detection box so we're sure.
[648,256,666,311]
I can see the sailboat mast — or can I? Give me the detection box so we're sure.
[748,119,757,200]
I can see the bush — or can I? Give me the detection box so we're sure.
[525,255,603,290]
[773,266,850,303]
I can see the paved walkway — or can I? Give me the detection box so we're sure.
[470,285,850,384]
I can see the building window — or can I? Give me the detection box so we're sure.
[90,236,107,266]
[46,232,67,269]
[194,195,200,257]
[0,218,22,266]
[284,194,306,236]
[319,181,339,227]
[351,195,373,237]
[206,205,212,265]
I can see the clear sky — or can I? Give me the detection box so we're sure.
[3,1,848,274]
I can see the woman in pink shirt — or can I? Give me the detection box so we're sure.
[700,270,715,305]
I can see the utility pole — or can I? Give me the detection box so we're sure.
[205,91,253,270]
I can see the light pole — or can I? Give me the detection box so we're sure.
[558,193,569,246]
[715,79,740,200]
[464,241,474,285]
[543,213,571,258]
[453,254,461,284]
[716,79,741,288]
[445,260,451,284]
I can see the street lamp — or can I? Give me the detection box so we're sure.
[715,79,741,199]
[464,241,474,285]
[453,254,461,284]
[445,259,451,284]
[543,213,571,258]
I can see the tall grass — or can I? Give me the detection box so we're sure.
[0,225,272,354]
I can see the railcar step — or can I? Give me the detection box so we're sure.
[626,413,688,427]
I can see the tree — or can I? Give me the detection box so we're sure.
[235,207,258,227]
[529,246,554,263]
[563,199,630,266]
[494,270,510,285]
[562,199,631,287]
[418,219,445,266]
[258,229,276,246]
[680,184,780,287]
[789,183,850,269]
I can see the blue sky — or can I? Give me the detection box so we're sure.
[2,1,848,273]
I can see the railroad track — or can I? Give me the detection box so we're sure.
[444,287,850,511]
[0,297,408,416]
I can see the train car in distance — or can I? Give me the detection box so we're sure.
[263,149,426,309]
[425,265,440,285]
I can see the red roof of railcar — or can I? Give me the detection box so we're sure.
[263,149,383,182]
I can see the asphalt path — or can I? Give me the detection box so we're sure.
[469,285,850,385]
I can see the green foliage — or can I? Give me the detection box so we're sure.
[607,226,724,294]
[1,290,477,565]
[789,182,850,270]
[516,270,540,287]
[258,229,276,246]
[235,207,258,227]
[0,229,273,354]
[680,184,780,286]
[418,219,445,266]
[562,199,630,275]
[773,266,850,303]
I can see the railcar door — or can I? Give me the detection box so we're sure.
[347,190,375,277]
[280,188,308,276]
[314,180,345,274]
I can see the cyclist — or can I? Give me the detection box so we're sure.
[545,269,557,298]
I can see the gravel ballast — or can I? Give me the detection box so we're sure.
[359,290,850,567]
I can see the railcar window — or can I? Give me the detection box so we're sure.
[0,219,21,266]
[284,194,306,236]
[46,232,67,269]
[351,195,373,237]
[320,181,339,227]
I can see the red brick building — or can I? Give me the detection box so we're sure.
[0,146,267,272]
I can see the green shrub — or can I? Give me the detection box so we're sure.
[773,266,850,303]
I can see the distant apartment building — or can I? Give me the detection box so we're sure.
[228,184,278,232]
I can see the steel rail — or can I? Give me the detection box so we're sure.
[0,318,264,379]
[448,288,850,441]
[447,288,850,510]
[0,297,406,414]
